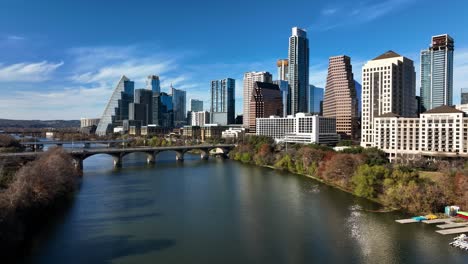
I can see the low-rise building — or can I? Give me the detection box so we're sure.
[256,113,339,145]
[373,105,468,161]
[222,127,246,139]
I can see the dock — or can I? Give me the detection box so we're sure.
[422,218,452,224]
[436,227,468,235]
[437,223,468,229]
[396,219,418,224]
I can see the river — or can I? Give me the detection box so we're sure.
[18,152,468,264]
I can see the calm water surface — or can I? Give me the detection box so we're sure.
[19,152,468,264]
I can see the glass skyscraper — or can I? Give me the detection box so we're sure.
[461,89,468,104]
[309,85,323,115]
[210,78,235,124]
[190,99,204,112]
[152,92,174,128]
[273,80,290,117]
[171,86,186,127]
[96,76,134,135]
[420,34,454,111]
[288,27,309,114]
[146,75,160,95]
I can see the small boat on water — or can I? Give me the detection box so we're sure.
[412,216,427,222]
[450,234,468,251]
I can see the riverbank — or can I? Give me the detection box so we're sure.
[0,147,80,258]
[229,136,468,215]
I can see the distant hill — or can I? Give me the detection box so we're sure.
[0,119,80,129]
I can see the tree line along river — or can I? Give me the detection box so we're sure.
[17,152,468,264]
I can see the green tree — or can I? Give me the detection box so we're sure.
[352,165,390,199]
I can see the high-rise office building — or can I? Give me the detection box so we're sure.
[309,85,323,115]
[152,92,174,128]
[190,99,204,112]
[277,59,288,81]
[323,55,358,138]
[273,80,290,117]
[243,71,273,129]
[461,89,468,104]
[288,27,309,115]
[171,86,186,127]
[249,82,283,131]
[96,76,134,135]
[361,51,416,147]
[146,75,160,95]
[133,88,153,125]
[211,78,235,124]
[420,34,454,111]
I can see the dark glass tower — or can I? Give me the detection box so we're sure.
[288,27,309,114]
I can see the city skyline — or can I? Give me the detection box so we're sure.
[0,0,468,119]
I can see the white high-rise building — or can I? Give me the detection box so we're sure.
[361,51,416,147]
[256,113,338,145]
[288,27,309,115]
[191,111,210,127]
[243,71,272,129]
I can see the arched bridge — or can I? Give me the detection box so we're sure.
[0,144,236,171]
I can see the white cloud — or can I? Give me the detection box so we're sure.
[321,8,338,16]
[313,0,419,31]
[6,35,25,41]
[0,85,113,119]
[0,61,63,82]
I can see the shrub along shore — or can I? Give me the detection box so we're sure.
[0,144,80,257]
[229,136,468,214]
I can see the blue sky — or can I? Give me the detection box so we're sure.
[0,0,467,119]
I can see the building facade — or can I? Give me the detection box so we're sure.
[80,118,100,128]
[171,86,186,127]
[146,75,160,95]
[133,88,153,125]
[309,85,323,115]
[152,92,174,128]
[191,111,210,127]
[190,99,204,112]
[361,51,416,147]
[374,106,468,161]
[256,113,338,145]
[273,80,290,117]
[461,89,468,104]
[420,34,455,111]
[243,71,273,129]
[288,27,309,115]
[211,78,235,124]
[96,76,134,135]
[323,55,358,138]
[249,82,283,132]
[277,59,288,81]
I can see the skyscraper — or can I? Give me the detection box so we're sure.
[190,99,204,112]
[273,80,290,117]
[243,71,272,129]
[309,85,323,115]
[133,88,153,125]
[96,76,134,135]
[171,86,186,127]
[420,34,454,111]
[323,55,358,138]
[146,75,160,95]
[461,89,468,104]
[361,51,416,147]
[152,92,173,128]
[288,27,309,114]
[277,59,288,81]
[249,82,283,131]
[211,78,235,124]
